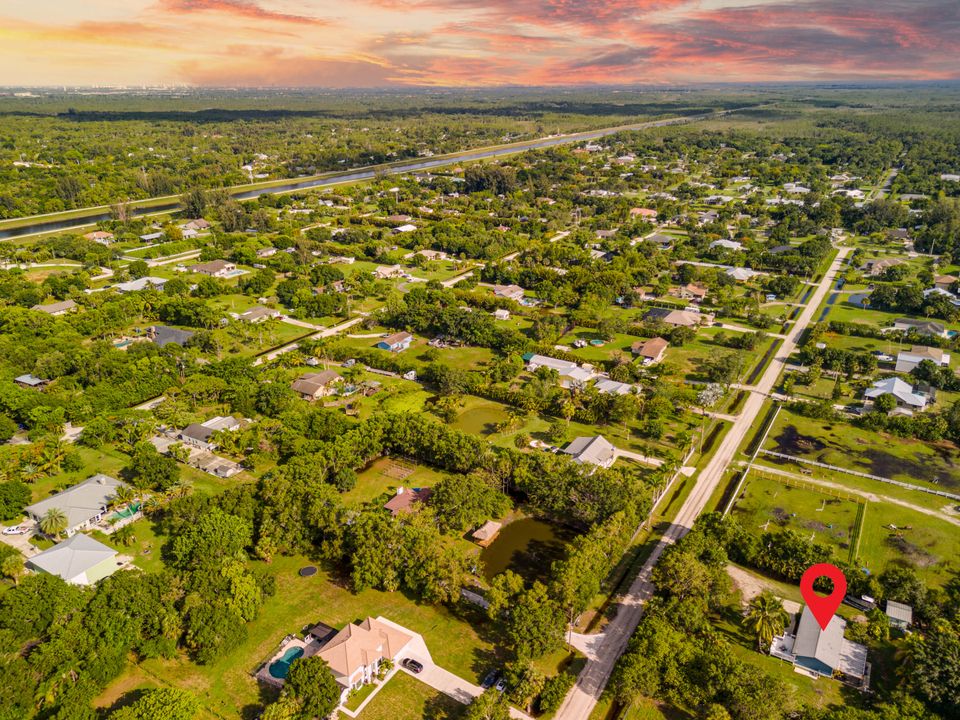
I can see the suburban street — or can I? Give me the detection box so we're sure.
[554,244,851,720]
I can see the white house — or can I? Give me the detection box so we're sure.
[864,377,928,410]
[291,370,343,400]
[492,284,525,302]
[317,617,414,704]
[25,474,128,537]
[563,435,616,468]
[178,416,242,450]
[709,239,743,252]
[27,533,120,586]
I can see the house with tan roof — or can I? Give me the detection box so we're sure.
[291,370,343,400]
[189,259,236,278]
[672,283,708,303]
[895,345,951,373]
[83,230,114,245]
[317,617,414,702]
[32,299,77,316]
[631,337,669,364]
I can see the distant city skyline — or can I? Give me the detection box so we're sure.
[2,0,958,87]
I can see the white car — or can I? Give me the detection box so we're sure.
[2,525,28,535]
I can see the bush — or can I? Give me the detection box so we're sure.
[538,671,576,714]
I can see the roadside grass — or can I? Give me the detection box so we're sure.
[101,554,496,719]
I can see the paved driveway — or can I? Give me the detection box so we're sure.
[388,615,532,720]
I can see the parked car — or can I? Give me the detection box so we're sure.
[495,677,508,693]
[481,671,499,689]
[2,525,28,535]
[401,658,423,674]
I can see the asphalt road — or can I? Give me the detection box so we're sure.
[554,244,851,720]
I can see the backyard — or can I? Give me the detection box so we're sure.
[97,554,496,720]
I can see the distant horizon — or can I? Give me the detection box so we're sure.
[2,1,958,87]
[2,79,960,93]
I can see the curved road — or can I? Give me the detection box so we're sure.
[0,106,757,240]
[555,245,851,720]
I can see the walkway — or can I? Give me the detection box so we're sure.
[613,448,665,468]
[553,245,851,720]
[253,316,365,365]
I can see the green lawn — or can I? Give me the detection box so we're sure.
[345,457,449,506]
[102,554,495,720]
[358,671,465,720]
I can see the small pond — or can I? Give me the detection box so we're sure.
[480,517,572,583]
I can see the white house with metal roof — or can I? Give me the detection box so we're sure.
[563,435,616,468]
[27,533,120,585]
[863,377,928,410]
[24,474,127,537]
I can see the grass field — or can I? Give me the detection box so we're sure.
[762,408,960,491]
[99,554,496,719]
[731,472,863,562]
[345,457,449,506]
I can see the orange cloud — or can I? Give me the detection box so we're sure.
[155,0,329,25]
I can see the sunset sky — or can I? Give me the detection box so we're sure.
[2,0,958,87]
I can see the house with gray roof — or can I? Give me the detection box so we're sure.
[25,474,127,537]
[563,435,616,468]
[27,533,120,586]
[147,325,195,348]
[769,607,869,687]
[864,377,929,410]
[31,299,77,316]
[885,600,913,630]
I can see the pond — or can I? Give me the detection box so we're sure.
[480,517,572,583]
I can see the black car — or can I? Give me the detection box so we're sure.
[402,658,424,674]
[481,670,499,689]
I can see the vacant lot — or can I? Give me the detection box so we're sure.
[731,473,862,562]
[763,408,960,491]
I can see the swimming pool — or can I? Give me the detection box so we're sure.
[268,646,304,679]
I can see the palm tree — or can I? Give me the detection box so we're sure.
[743,591,789,652]
[39,508,68,538]
[112,484,136,510]
[1,554,24,585]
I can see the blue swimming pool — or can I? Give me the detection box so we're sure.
[268,646,304,679]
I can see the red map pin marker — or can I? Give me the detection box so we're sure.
[800,563,847,630]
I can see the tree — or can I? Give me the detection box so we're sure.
[0,480,30,521]
[39,507,68,537]
[505,582,565,660]
[903,621,960,717]
[464,689,511,720]
[873,393,897,414]
[429,472,510,535]
[0,553,24,585]
[109,688,200,720]
[742,591,789,651]
[125,443,179,491]
[285,656,340,720]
